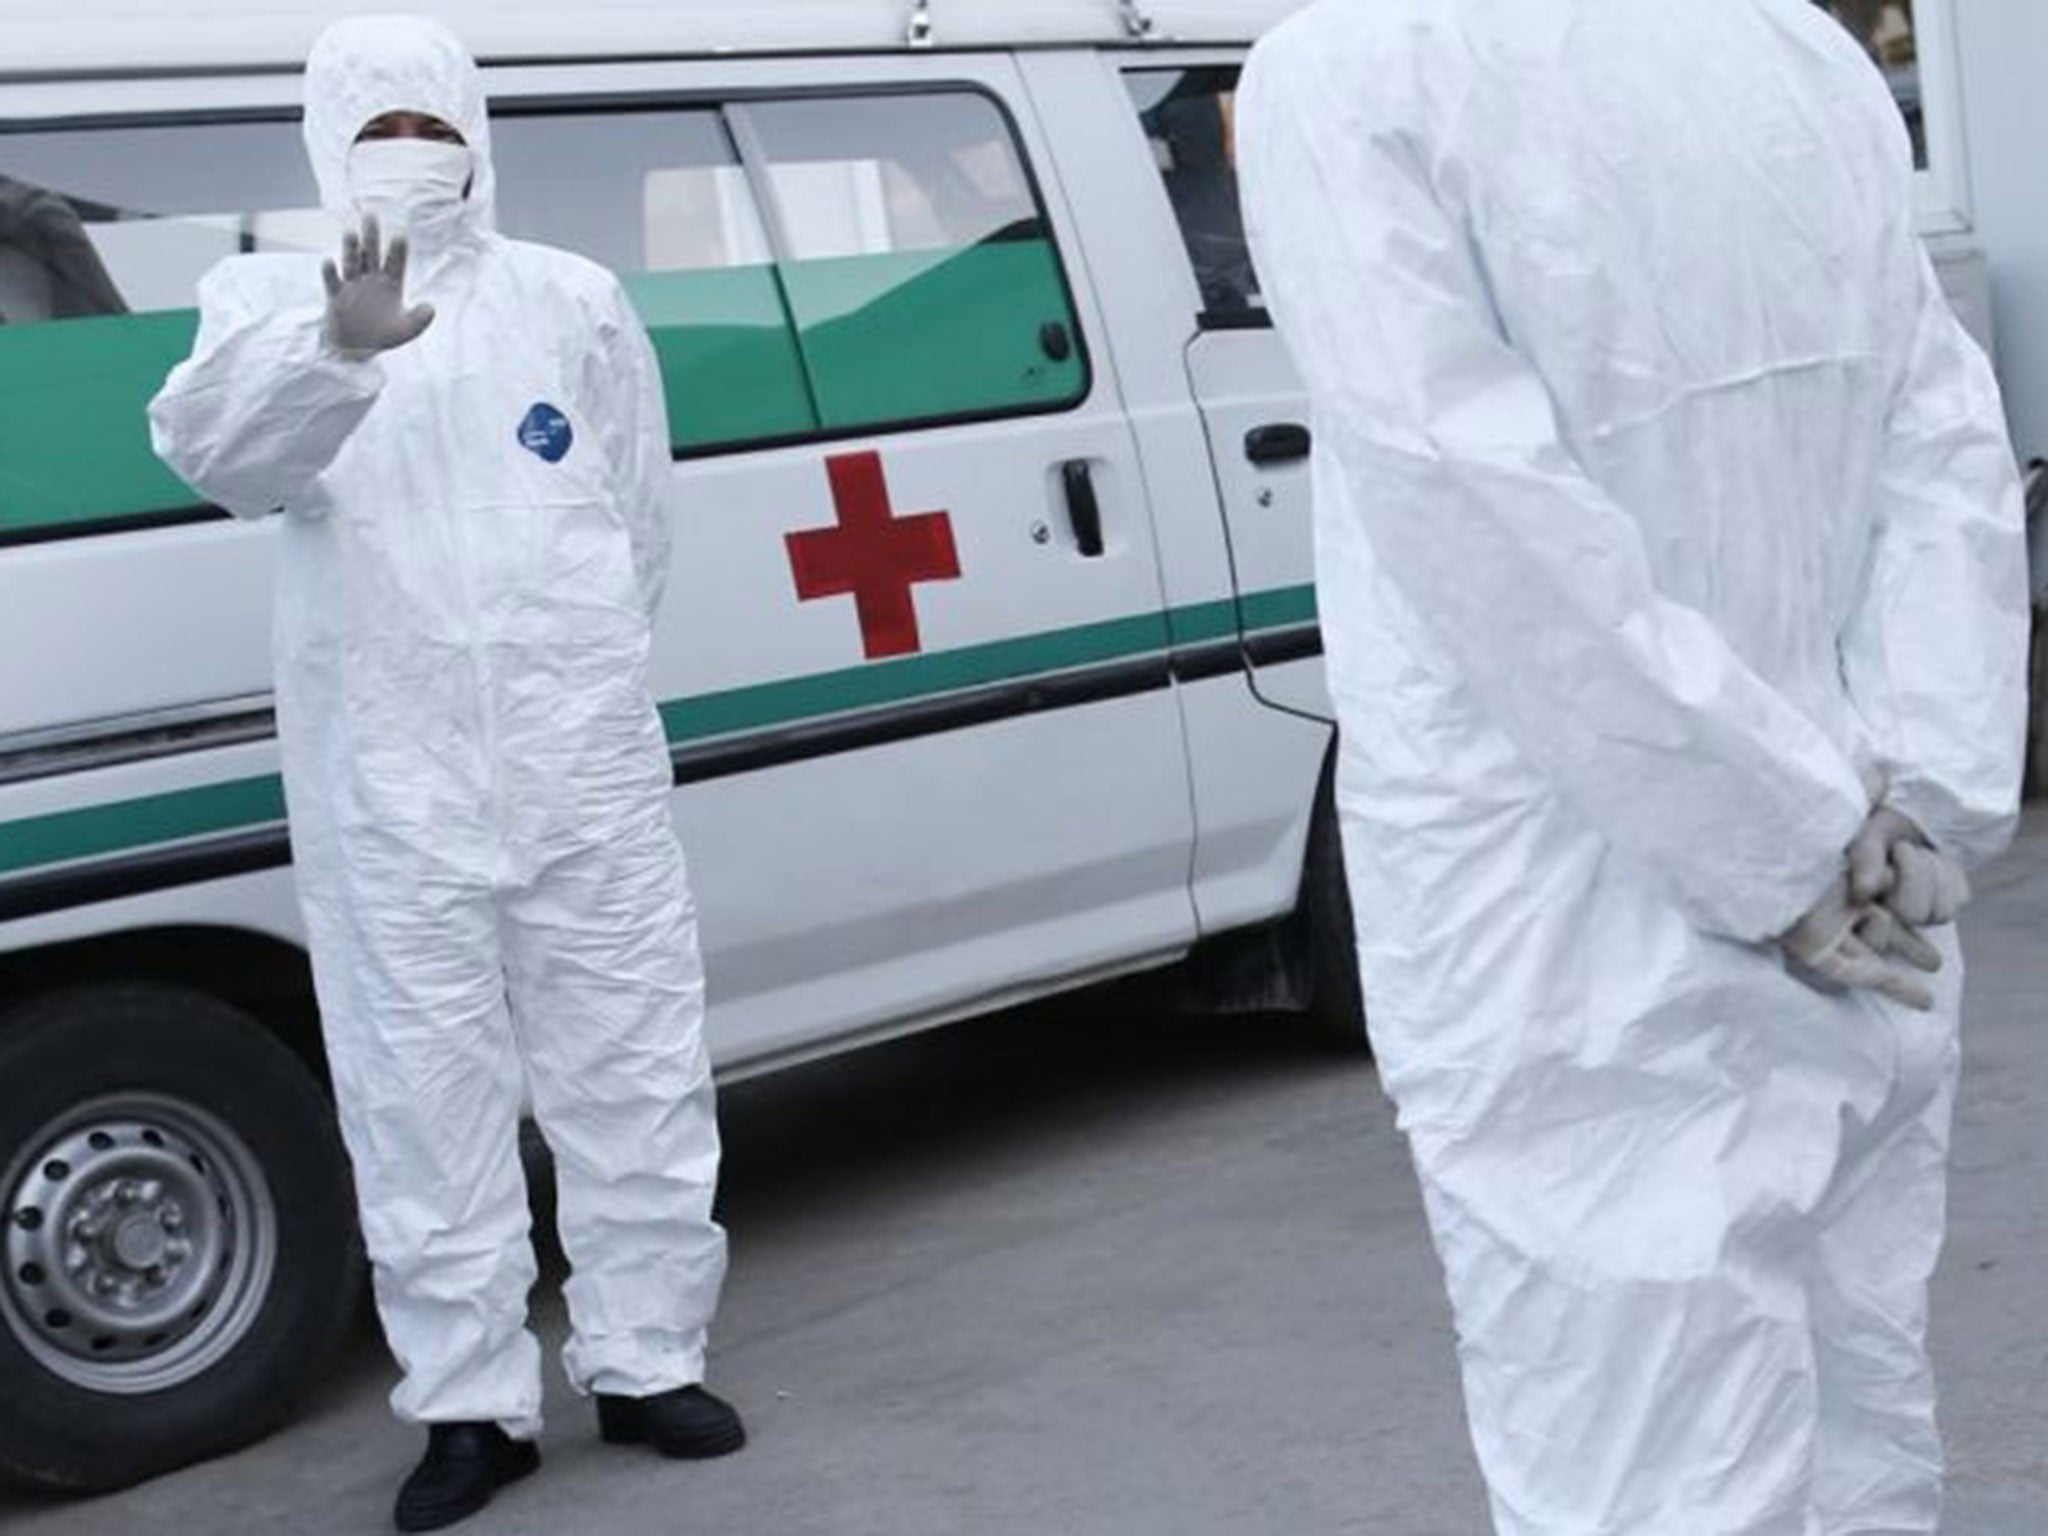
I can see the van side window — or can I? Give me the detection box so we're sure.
[1123,68,1263,326]
[495,90,1087,453]
[493,109,814,453]
[4,90,1089,543]
[737,91,1085,433]
[0,122,320,541]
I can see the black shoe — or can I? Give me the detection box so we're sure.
[393,1422,541,1533]
[596,1385,747,1459]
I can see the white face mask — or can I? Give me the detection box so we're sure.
[344,137,473,245]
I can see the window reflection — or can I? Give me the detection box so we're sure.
[1126,68,1261,322]
[0,177,127,324]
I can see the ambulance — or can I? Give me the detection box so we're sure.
[0,0,2009,1496]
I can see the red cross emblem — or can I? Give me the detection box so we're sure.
[785,451,961,660]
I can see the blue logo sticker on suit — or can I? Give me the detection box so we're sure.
[517,402,573,463]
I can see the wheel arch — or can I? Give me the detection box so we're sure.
[1174,734,1347,1020]
[0,927,326,1092]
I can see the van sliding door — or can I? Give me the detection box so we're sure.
[488,59,1200,1069]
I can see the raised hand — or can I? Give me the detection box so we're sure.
[321,214,435,359]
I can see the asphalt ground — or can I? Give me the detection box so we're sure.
[4,813,2045,1535]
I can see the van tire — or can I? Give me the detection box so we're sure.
[0,983,359,1494]
[1302,766,1370,1053]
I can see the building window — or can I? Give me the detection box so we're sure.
[1818,1,1925,166]
[1817,0,1968,231]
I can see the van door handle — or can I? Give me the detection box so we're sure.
[1245,423,1311,466]
[1062,460,1106,557]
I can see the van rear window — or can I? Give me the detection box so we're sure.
[0,86,1087,543]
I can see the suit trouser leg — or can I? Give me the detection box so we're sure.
[500,808,727,1398]
[1807,1019,1959,1536]
[305,854,545,1434]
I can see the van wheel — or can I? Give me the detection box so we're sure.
[0,983,359,1493]
[1302,766,1370,1052]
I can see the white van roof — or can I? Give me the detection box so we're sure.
[10,0,1311,77]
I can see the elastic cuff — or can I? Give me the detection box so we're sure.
[314,341,386,377]
[564,1330,708,1398]
[1885,775,1972,859]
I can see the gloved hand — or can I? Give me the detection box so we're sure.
[321,214,434,359]
[1779,873,1937,1011]
[1847,805,1971,927]
[1846,902,1943,974]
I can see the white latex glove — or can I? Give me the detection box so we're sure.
[1847,903,1943,974]
[1847,806,1970,927]
[1779,874,1937,1011]
[1887,841,1971,928]
[321,214,434,359]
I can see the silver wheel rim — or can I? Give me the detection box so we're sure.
[2,1093,277,1394]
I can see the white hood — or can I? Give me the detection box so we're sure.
[301,14,496,235]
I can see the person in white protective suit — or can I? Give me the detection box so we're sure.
[1237,2,2028,1533]
[149,17,742,1532]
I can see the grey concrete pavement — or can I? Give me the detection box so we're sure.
[5,814,2047,1535]
[1926,808,2048,1532]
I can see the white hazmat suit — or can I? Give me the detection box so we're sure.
[1238,2,2028,1532]
[149,18,725,1436]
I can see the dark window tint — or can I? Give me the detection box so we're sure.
[1125,67,1261,324]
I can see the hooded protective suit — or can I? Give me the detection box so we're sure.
[1238,2,2027,1532]
[149,17,724,1435]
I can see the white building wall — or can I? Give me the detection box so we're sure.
[1952,0,2048,466]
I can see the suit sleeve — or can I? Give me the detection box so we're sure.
[1237,42,1869,943]
[1840,247,2030,869]
[597,279,678,622]
[147,259,383,519]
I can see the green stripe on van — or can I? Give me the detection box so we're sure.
[662,607,1171,743]
[0,774,286,877]
[1239,584,1318,630]
[0,588,1315,878]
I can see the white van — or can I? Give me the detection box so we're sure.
[0,0,1356,1491]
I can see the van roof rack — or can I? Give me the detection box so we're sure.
[8,0,1306,79]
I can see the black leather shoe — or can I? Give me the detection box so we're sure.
[393,1422,540,1533]
[596,1385,747,1459]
